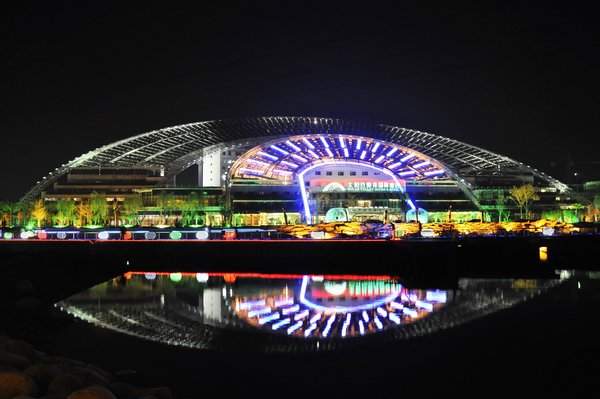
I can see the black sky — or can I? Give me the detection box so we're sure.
[2,1,599,201]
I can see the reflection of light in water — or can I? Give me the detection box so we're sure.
[55,271,565,353]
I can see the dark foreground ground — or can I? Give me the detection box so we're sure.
[2,237,600,398]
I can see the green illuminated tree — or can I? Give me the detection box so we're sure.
[122,196,143,226]
[31,199,47,228]
[495,196,510,222]
[55,199,76,226]
[509,184,539,220]
[76,200,93,226]
[90,191,109,225]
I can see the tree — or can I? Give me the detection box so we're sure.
[76,200,93,227]
[55,199,76,226]
[122,196,142,226]
[509,184,539,220]
[90,192,109,225]
[31,199,47,228]
[495,196,510,222]
[110,199,122,226]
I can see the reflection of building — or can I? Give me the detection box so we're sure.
[24,117,579,225]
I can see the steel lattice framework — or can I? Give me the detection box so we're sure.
[21,116,569,202]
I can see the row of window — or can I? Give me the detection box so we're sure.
[315,171,380,176]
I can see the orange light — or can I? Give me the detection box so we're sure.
[124,272,133,279]
[123,231,132,240]
[223,230,237,240]
[223,273,237,283]
[37,232,47,240]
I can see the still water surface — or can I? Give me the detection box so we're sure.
[56,270,569,353]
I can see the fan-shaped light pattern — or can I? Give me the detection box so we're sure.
[21,116,570,203]
[229,134,447,181]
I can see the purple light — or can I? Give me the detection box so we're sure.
[415,300,433,311]
[359,320,365,335]
[258,313,280,325]
[360,150,367,160]
[246,159,270,167]
[308,150,319,159]
[239,299,266,310]
[304,323,317,337]
[248,307,273,318]
[425,290,447,303]
[272,318,291,330]
[294,309,310,321]
[402,308,418,318]
[281,304,300,315]
[310,313,322,324]
[424,169,445,176]
[343,148,349,157]
[389,301,404,310]
[286,140,301,151]
[398,171,416,176]
[271,145,289,155]
[287,321,303,335]
[400,154,415,162]
[376,307,388,318]
[339,137,346,148]
[292,154,308,162]
[281,160,298,168]
[387,148,398,156]
[322,314,336,338]
[362,311,369,322]
[374,155,385,163]
[302,137,315,149]
[258,151,278,161]
[319,136,330,148]
[275,298,294,307]
[356,139,362,150]
[371,142,380,152]
[389,313,401,324]
[325,148,334,157]
[387,162,402,169]
[374,316,383,330]
[413,161,430,169]
[239,168,264,175]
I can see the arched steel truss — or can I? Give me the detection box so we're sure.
[21,116,569,203]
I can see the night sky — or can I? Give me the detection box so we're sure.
[2,1,599,201]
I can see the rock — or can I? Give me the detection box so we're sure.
[114,369,137,377]
[137,396,159,399]
[25,363,63,394]
[47,372,85,395]
[43,356,86,369]
[0,350,32,369]
[67,386,117,399]
[0,338,40,363]
[0,370,38,399]
[67,366,110,387]
[12,396,37,399]
[39,395,68,399]
[132,387,173,399]
[86,364,114,383]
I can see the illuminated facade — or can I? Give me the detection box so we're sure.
[23,117,575,225]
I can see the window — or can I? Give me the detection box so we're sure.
[315,171,321,176]
[374,172,380,175]
[362,171,368,176]
[338,171,344,176]
[326,171,333,176]
[350,171,356,176]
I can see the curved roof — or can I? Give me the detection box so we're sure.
[21,116,569,202]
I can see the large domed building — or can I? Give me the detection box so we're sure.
[23,116,576,226]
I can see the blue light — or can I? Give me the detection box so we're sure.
[319,137,330,148]
[281,304,300,315]
[339,137,346,148]
[360,151,366,160]
[413,161,430,169]
[362,311,369,322]
[292,154,308,162]
[389,313,402,324]
[325,148,334,157]
[272,318,291,330]
[398,171,416,176]
[415,300,433,311]
[322,314,336,338]
[309,313,322,324]
[258,313,281,325]
[387,162,402,169]
[400,154,415,162]
[374,316,383,330]
[248,307,273,318]
[390,301,404,310]
[374,155,385,163]
[239,167,264,175]
[273,169,293,175]
[356,139,362,150]
[286,140,301,152]
[239,299,266,310]
[258,151,278,160]
[271,145,289,155]
[343,148,349,157]
[387,148,398,156]
[308,150,319,159]
[424,169,444,176]
[294,309,310,321]
[281,160,298,168]
[376,307,388,318]
[304,323,317,337]
[275,298,294,307]
[402,308,418,318]
[371,142,380,152]
[287,321,303,335]
[425,290,447,303]
[247,159,270,167]
[359,320,365,335]
[302,137,315,149]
